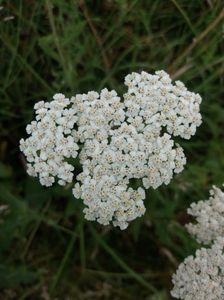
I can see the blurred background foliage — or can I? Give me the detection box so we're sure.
[0,0,224,299]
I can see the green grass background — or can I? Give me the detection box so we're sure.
[0,0,224,299]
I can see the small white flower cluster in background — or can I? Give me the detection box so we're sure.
[186,185,224,245]
[171,237,224,300]
[20,70,202,229]
[171,185,224,300]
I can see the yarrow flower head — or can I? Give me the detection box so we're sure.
[20,70,202,229]
[171,184,224,299]
[171,237,224,300]
[186,185,224,245]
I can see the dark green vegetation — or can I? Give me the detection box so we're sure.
[0,0,224,299]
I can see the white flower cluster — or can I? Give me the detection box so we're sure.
[186,185,224,245]
[124,71,201,140]
[71,70,202,228]
[171,185,224,299]
[20,70,202,229]
[20,93,79,186]
[72,89,147,229]
[171,237,224,300]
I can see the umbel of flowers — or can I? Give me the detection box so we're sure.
[20,70,202,229]
[171,185,224,300]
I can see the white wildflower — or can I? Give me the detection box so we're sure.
[186,185,224,245]
[171,237,224,300]
[71,71,201,228]
[20,71,202,229]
